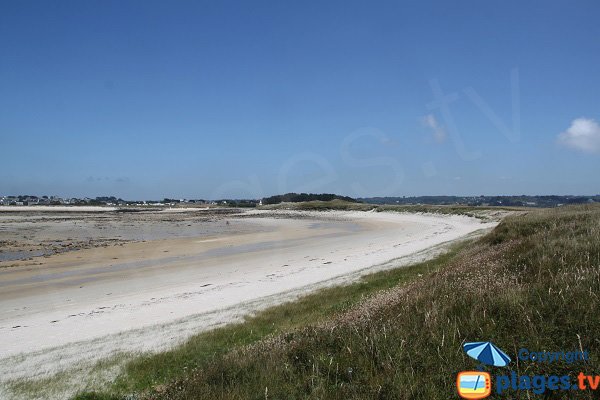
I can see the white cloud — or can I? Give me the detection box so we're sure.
[422,114,447,143]
[557,117,600,154]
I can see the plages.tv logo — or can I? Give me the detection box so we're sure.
[456,341,511,399]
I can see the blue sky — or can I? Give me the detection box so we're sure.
[1,0,599,199]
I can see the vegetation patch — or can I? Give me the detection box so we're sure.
[260,199,523,220]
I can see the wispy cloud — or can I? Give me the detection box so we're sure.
[557,117,600,154]
[422,114,447,143]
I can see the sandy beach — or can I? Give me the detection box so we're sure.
[0,208,496,398]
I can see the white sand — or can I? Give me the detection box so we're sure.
[0,210,496,398]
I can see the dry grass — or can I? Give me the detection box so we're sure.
[260,199,524,220]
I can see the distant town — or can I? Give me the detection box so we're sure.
[1,193,599,208]
[0,195,218,206]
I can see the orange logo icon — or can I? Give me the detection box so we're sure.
[457,371,491,399]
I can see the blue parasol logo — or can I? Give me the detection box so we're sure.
[463,341,511,367]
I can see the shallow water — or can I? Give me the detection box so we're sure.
[0,212,276,263]
[0,250,52,262]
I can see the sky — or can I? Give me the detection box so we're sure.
[1,0,599,200]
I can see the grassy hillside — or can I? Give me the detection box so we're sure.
[259,199,524,219]
[259,199,375,211]
[75,204,600,399]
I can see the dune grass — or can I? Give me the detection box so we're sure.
[259,199,376,211]
[260,199,524,219]
[76,204,600,399]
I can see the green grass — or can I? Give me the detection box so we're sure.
[259,199,376,211]
[72,239,466,400]
[74,204,600,399]
[259,199,525,219]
